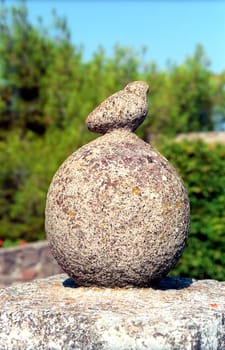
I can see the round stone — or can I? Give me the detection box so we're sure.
[45,81,190,287]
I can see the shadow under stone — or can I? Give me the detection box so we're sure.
[62,276,193,290]
[63,277,79,288]
[153,276,193,290]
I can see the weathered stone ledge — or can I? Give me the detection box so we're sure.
[0,274,224,349]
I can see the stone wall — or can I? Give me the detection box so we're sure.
[176,131,225,144]
[0,274,224,349]
[0,240,62,288]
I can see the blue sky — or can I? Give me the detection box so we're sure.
[8,1,225,73]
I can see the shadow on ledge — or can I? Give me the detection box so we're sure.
[62,276,193,290]
[153,276,193,290]
[63,278,79,288]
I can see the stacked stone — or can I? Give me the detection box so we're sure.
[45,81,190,287]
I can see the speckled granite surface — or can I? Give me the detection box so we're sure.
[0,274,224,349]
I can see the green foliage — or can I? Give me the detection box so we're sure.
[0,119,90,242]
[159,139,225,280]
[0,3,48,134]
[140,45,225,139]
[0,2,225,280]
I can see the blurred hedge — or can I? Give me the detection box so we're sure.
[159,139,225,280]
[0,121,93,242]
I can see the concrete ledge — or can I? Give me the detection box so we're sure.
[0,274,224,349]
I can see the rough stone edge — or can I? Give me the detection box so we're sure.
[0,274,224,350]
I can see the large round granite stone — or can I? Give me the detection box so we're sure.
[45,81,190,287]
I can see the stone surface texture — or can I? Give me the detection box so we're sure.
[45,81,190,287]
[0,274,224,350]
[0,241,62,288]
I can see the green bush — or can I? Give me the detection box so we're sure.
[158,139,225,280]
